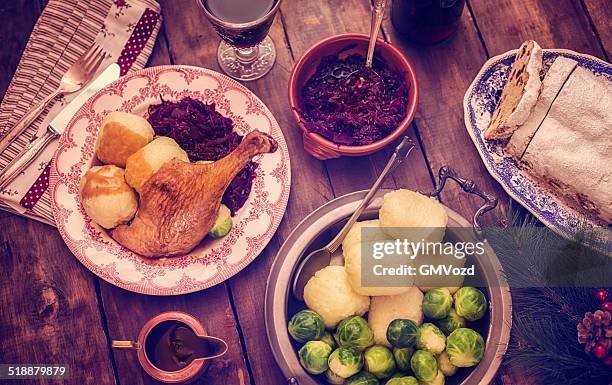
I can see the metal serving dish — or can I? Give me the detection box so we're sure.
[265,167,512,385]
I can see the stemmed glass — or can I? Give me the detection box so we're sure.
[198,0,283,81]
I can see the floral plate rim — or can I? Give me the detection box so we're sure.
[49,65,291,295]
[463,48,611,248]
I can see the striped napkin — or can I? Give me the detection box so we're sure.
[0,0,162,225]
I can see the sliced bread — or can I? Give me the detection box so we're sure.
[484,40,543,140]
[506,56,578,158]
[521,67,612,223]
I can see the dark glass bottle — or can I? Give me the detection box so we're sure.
[391,0,466,44]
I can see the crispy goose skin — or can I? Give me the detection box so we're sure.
[112,130,277,257]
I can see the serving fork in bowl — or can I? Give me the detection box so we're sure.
[0,43,107,155]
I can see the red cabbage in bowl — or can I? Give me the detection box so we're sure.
[300,54,409,146]
[147,97,256,215]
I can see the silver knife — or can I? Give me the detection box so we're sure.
[0,64,121,191]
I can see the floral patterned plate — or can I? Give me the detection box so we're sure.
[464,49,611,249]
[50,65,291,295]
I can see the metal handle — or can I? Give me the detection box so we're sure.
[0,129,59,191]
[0,90,60,155]
[366,0,387,68]
[424,166,498,237]
[326,136,415,253]
[111,340,141,350]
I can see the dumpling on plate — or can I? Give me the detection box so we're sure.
[80,165,138,229]
[95,111,155,168]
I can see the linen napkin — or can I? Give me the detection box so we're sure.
[0,0,162,225]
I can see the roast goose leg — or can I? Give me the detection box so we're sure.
[112,130,278,257]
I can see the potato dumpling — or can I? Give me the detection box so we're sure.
[344,240,413,297]
[303,265,370,328]
[342,220,391,253]
[368,287,425,347]
[95,111,155,168]
[124,136,189,193]
[79,165,138,229]
[379,189,448,244]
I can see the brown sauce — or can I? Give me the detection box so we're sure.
[145,320,212,372]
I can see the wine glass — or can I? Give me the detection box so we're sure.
[198,0,282,81]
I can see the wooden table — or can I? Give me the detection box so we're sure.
[0,1,609,384]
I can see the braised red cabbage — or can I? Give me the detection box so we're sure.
[300,54,409,146]
[147,97,256,215]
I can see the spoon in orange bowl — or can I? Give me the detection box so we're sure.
[366,0,387,68]
[292,136,415,301]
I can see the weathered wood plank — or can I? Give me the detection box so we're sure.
[469,0,606,58]
[146,24,173,67]
[381,6,508,225]
[0,0,42,101]
[581,0,612,59]
[0,215,116,385]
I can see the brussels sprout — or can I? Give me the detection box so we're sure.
[453,287,487,322]
[335,316,374,351]
[410,350,438,382]
[435,309,465,335]
[208,204,233,238]
[321,331,337,349]
[386,376,419,385]
[393,347,414,372]
[345,371,379,385]
[326,368,346,384]
[422,288,453,319]
[435,352,457,376]
[298,340,332,374]
[386,319,418,348]
[328,347,364,378]
[418,370,445,385]
[415,324,446,354]
[288,309,325,343]
[364,345,396,379]
[446,328,485,367]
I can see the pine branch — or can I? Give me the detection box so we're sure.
[487,206,612,385]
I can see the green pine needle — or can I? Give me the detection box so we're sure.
[484,204,612,385]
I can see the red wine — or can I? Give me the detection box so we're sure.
[205,0,275,24]
[202,0,279,48]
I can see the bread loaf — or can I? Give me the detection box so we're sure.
[506,57,578,158]
[484,40,543,140]
[522,67,612,223]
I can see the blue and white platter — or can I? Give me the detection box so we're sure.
[463,48,611,249]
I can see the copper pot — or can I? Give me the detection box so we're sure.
[112,311,228,384]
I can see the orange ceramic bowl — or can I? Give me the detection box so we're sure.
[288,33,419,160]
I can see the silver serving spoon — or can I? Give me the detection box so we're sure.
[366,0,387,68]
[292,136,415,301]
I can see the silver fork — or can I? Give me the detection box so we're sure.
[0,43,106,155]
